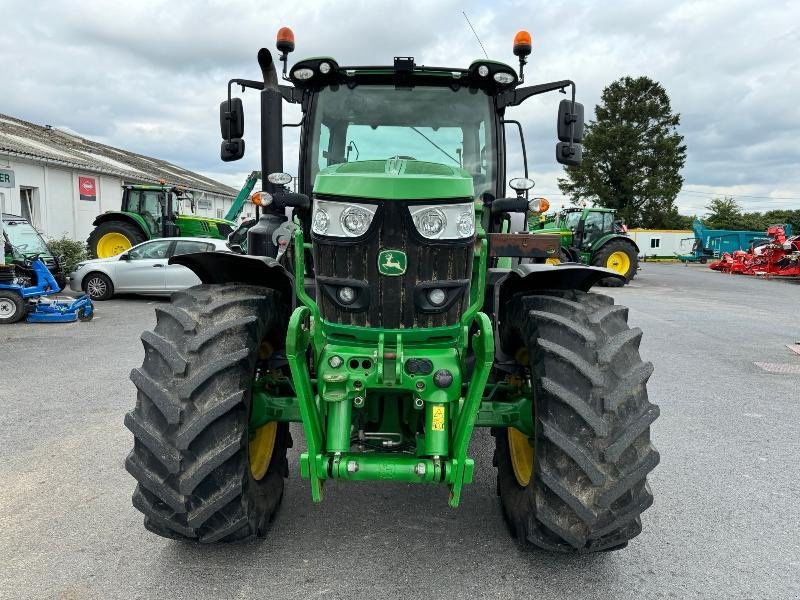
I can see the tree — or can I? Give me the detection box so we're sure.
[703,197,744,230]
[558,76,687,228]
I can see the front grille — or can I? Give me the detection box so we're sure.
[313,201,473,329]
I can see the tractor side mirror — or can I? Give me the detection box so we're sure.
[221,139,245,162]
[219,97,245,162]
[556,141,582,166]
[220,98,244,139]
[557,99,584,143]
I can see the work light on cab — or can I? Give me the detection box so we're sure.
[267,172,293,185]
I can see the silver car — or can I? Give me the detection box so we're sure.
[69,237,230,300]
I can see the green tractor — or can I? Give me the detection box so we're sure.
[124,29,659,552]
[87,183,236,258]
[533,206,639,286]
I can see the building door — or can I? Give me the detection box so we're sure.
[20,187,41,229]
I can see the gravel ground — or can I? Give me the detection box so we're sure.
[1,263,798,600]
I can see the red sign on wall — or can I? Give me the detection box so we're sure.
[79,176,97,201]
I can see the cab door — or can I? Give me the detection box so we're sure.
[114,239,173,292]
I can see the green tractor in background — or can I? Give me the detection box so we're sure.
[124,28,659,552]
[532,206,639,286]
[86,182,236,258]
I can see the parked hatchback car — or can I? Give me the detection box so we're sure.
[69,237,229,300]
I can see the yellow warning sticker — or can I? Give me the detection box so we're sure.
[431,405,445,431]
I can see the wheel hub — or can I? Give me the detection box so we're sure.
[0,298,16,317]
[87,278,107,298]
[249,421,278,480]
[96,232,132,258]
[508,427,534,487]
[606,250,631,275]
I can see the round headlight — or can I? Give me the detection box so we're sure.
[456,211,474,237]
[328,355,344,368]
[477,65,489,77]
[293,67,314,80]
[338,286,356,304]
[319,61,331,74]
[427,288,447,306]
[340,206,372,236]
[267,172,293,185]
[493,72,515,85]
[414,208,447,239]
[312,208,329,235]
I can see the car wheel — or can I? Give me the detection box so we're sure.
[84,273,114,301]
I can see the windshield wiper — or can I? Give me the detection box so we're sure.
[410,127,460,165]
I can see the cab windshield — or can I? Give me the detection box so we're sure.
[309,85,495,197]
[3,219,50,255]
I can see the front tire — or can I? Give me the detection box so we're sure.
[593,239,638,286]
[83,272,114,301]
[495,290,659,552]
[0,290,27,324]
[125,284,290,542]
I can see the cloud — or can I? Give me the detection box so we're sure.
[2,0,798,215]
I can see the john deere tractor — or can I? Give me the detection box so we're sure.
[124,28,659,552]
[532,206,639,286]
[87,183,235,258]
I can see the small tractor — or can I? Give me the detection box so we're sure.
[2,212,66,288]
[125,28,659,552]
[87,182,236,258]
[532,206,639,285]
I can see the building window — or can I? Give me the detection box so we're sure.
[20,187,41,228]
[216,208,223,219]
[650,238,661,249]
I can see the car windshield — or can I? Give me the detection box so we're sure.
[309,85,495,197]
[3,220,49,254]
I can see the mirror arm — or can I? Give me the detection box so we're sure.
[498,79,575,109]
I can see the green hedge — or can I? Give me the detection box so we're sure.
[47,236,89,274]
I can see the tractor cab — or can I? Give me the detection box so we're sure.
[120,183,181,238]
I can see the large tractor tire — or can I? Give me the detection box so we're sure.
[592,239,639,287]
[87,221,146,258]
[495,289,659,552]
[125,284,291,543]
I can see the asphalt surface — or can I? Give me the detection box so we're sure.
[1,263,798,599]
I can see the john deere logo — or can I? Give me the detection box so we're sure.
[378,250,407,276]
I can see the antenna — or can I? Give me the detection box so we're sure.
[462,11,489,59]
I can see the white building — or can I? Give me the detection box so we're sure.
[627,229,693,259]
[0,114,238,242]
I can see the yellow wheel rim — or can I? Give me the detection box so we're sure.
[249,421,278,480]
[508,427,534,487]
[96,232,133,258]
[606,250,631,275]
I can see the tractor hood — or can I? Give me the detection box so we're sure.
[313,159,474,201]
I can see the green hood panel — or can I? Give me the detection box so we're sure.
[314,159,474,200]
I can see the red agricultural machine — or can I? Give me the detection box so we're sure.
[709,226,800,277]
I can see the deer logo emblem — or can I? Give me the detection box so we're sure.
[377,250,407,276]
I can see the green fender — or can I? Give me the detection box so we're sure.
[91,211,151,238]
[589,233,639,256]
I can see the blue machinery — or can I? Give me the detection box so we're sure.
[679,219,794,263]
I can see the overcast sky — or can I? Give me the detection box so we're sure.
[2,0,798,215]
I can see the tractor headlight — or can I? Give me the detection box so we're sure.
[340,206,372,237]
[312,207,330,235]
[409,202,475,240]
[414,208,446,238]
[312,199,376,238]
